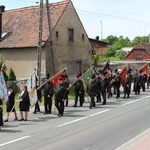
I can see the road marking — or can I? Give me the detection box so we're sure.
[122,96,149,106]
[57,109,110,127]
[0,135,30,147]
[89,109,110,117]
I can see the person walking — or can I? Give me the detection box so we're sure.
[87,74,97,109]
[114,72,121,99]
[73,75,84,107]
[4,86,18,122]
[37,73,54,114]
[123,74,130,98]
[100,71,109,105]
[55,77,67,117]
[95,73,102,103]
[135,70,142,95]
[16,85,30,121]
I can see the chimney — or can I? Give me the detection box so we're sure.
[96,36,99,41]
[0,5,5,40]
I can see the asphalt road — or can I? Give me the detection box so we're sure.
[0,89,150,150]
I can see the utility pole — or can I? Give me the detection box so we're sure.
[37,0,56,85]
[0,5,5,41]
[46,0,55,75]
[37,0,43,86]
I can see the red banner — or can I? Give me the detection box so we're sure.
[50,70,65,89]
[119,66,128,86]
[140,64,148,75]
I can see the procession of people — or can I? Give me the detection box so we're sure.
[0,64,150,129]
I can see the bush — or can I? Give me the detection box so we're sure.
[8,68,16,81]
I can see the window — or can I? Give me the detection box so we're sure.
[68,28,74,42]
[82,34,85,40]
[76,61,82,74]
[56,31,59,37]
[136,54,142,60]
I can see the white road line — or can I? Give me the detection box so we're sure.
[57,109,110,128]
[122,96,149,106]
[0,135,30,147]
[89,109,110,117]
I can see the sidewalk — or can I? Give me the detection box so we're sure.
[115,128,150,150]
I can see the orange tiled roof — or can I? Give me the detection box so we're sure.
[0,0,70,48]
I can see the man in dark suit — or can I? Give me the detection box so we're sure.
[100,71,109,105]
[135,70,142,95]
[38,73,54,114]
[95,73,102,103]
[114,72,121,99]
[55,77,67,117]
[73,74,84,107]
[87,74,98,109]
[123,74,131,98]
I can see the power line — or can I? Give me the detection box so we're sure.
[2,0,150,24]
[76,9,150,24]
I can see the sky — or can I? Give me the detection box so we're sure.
[1,0,150,40]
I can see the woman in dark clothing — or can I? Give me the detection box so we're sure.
[0,96,3,129]
[4,87,18,122]
[16,85,30,121]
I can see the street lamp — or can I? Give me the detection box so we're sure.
[100,21,103,40]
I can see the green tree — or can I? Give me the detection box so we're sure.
[8,68,16,81]
[103,35,118,45]
[0,56,8,81]
[104,36,132,59]
[92,52,101,65]
[132,36,149,46]
[115,50,127,60]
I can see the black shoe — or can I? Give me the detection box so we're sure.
[89,106,92,109]
[24,119,28,121]
[4,119,8,122]
[57,114,62,117]
[33,111,36,114]
[14,117,18,121]
[44,112,48,115]
[19,118,24,121]
[73,105,76,108]
[122,97,125,99]
[102,103,106,105]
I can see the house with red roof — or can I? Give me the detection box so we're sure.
[125,43,150,61]
[0,0,92,80]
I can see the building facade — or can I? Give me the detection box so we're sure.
[0,0,92,81]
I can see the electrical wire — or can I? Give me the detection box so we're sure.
[76,9,150,24]
[1,0,150,24]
